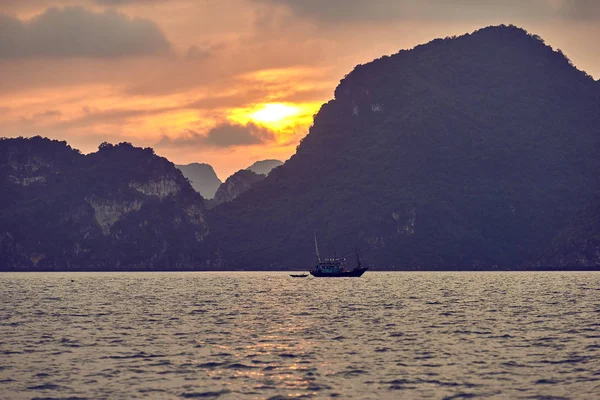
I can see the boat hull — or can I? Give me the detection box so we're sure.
[309,267,368,278]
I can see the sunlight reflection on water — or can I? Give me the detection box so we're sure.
[1,272,599,399]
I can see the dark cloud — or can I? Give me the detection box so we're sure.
[185,88,271,109]
[185,43,226,61]
[253,0,600,23]
[36,110,63,119]
[255,0,399,22]
[0,6,171,59]
[269,87,334,103]
[20,110,63,124]
[157,122,276,148]
[560,0,600,20]
[53,105,179,130]
[95,0,167,5]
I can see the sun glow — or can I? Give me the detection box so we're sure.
[249,103,299,124]
[228,101,321,134]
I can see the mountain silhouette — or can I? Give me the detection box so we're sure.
[246,159,283,175]
[0,137,211,271]
[2,25,599,271]
[208,25,600,270]
[176,163,222,199]
[212,169,266,207]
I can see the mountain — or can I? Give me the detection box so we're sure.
[212,169,266,207]
[0,137,212,271]
[176,163,222,199]
[208,25,600,270]
[246,159,283,175]
[533,195,600,269]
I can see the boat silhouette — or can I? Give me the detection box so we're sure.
[309,233,368,278]
[290,273,309,278]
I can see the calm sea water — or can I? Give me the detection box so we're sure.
[1,272,599,399]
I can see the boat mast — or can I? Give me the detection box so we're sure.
[314,231,321,263]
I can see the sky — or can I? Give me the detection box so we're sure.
[1,0,599,179]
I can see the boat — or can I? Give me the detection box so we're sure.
[309,233,368,278]
[290,273,309,278]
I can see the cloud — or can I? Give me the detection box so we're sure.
[20,110,63,124]
[253,0,399,23]
[185,88,272,109]
[95,0,167,5]
[252,0,600,23]
[185,43,227,61]
[46,105,181,132]
[0,6,171,59]
[157,122,276,148]
[559,0,600,20]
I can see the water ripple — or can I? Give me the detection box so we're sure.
[1,271,599,399]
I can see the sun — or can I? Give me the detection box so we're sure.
[227,101,322,141]
[249,103,299,124]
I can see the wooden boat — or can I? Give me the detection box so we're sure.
[290,273,309,278]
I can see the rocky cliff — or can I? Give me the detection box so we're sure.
[0,137,212,271]
[212,170,266,207]
[209,25,600,269]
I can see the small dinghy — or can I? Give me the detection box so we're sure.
[290,273,309,278]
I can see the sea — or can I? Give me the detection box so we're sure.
[1,272,599,399]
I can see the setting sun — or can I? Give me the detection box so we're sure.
[228,101,322,135]
[250,103,299,124]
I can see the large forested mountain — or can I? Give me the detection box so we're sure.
[0,137,211,271]
[209,25,600,270]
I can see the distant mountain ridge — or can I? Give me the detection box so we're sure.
[176,160,282,199]
[176,163,222,199]
[246,159,283,175]
[209,160,282,207]
[212,169,266,207]
[208,25,600,270]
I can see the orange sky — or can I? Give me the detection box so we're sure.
[1,0,599,179]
